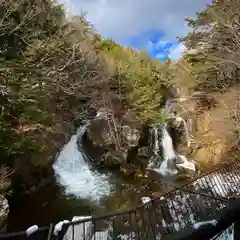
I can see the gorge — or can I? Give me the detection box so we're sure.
[1,0,240,236]
[6,87,239,234]
[53,99,196,202]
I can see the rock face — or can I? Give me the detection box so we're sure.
[121,125,141,148]
[85,108,143,168]
[176,155,196,175]
[0,195,9,232]
[104,150,128,167]
[137,147,152,158]
[85,105,197,177]
[82,89,239,179]
[87,118,114,147]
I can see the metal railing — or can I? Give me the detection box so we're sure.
[1,160,240,240]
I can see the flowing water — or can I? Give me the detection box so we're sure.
[7,127,171,233]
[158,124,179,176]
[53,124,112,201]
[148,124,179,177]
[6,118,232,239]
[147,101,195,177]
[7,101,195,234]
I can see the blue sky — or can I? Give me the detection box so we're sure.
[122,29,183,61]
[59,0,210,61]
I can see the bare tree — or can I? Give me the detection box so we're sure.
[0,165,14,192]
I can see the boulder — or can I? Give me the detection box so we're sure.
[85,107,145,172]
[121,125,141,148]
[121,111,142,148]
[104,150,128,167]
[86,109,143,150]
[176,155,196,175]
[137,147,153,158]
[169,116,195,147]
[86,109,114,147]
[169,117,186,137]
[0,195,9,232]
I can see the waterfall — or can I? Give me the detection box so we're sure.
[150,124,178,177]
[147,101,196,177]
[53,125,111,201]
[161,124,176,161]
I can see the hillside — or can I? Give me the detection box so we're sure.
[0,0,239,214]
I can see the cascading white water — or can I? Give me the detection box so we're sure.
[53,125,111,201]
[148,100,196,177]
[161,124,176,162]
[151,124,178,177]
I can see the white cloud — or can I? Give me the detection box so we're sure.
[146,41,154,53]
[58,0,210,60]
[155,41,168,50]
[63,0,209,43]
[168,43,186,60]
[155,53,165,59]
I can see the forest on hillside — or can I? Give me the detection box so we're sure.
[0,0,239,195]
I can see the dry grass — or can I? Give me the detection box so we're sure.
[210,86,240,141]
[231,92,240,136]
[194,86,240,168]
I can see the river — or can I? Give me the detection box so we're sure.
[7,167,177,233]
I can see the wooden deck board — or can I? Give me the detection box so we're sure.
[91,230,109,240]
[63,216,93,240]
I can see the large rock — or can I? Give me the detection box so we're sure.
[104,150,128,167]
[169,116,196,148]
[87,109,142,150]
[121,125,141,148]
[85,108,144,172]
[176,155,196,175]
[137,146,153,158]
[86,109,114,147]
[0,195,9,232]
[121,111,142,148]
